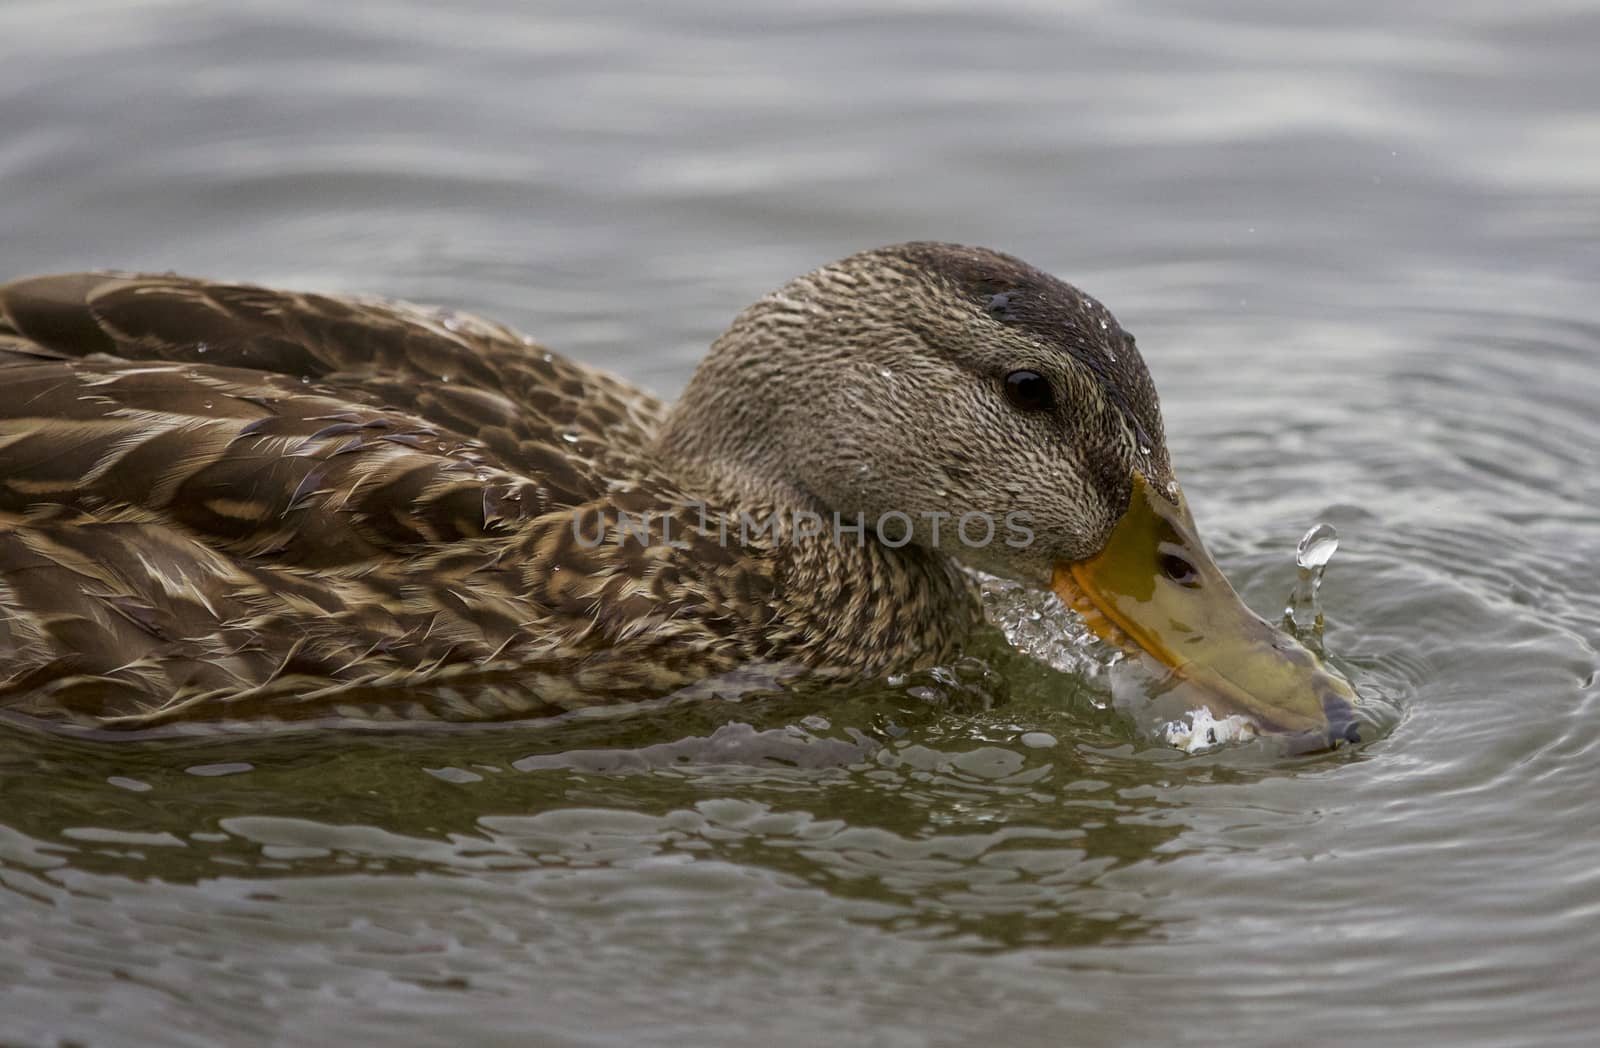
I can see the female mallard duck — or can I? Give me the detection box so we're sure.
[0,243,1359,744]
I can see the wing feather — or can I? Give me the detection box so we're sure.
[0,271,792,729]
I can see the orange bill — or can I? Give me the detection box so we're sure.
[1053,473,1361,751]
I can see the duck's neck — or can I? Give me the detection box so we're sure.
[651,281,985,675]
[647,441,984,677]
[653,315,828,512]
[766,522,984,678]
[653,265,918,512]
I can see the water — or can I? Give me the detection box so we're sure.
[1284,521,1339,637]
[2,1,1599,1045]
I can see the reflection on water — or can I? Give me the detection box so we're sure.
[0,690,1194,951]
[3,0,1600,1045]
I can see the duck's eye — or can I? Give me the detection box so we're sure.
[1003,370,1053,413]
[1159,552,1201,588]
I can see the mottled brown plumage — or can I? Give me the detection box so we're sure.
[0,245,1166,730]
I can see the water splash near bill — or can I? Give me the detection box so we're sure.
[1162,706,1259,753]
[977,571,1121,681]
[1283,522,1340,652]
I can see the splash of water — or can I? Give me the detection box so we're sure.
[976,571,1120,683]
[1162,706,1259,754]
[1283,522,1339,649]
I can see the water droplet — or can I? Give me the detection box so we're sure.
[1165,479,1179,495]
[195,342,209,355]
[1138,444,1151,456]
[1284,522,1339,642]
[1098,318,1108,330]
[1107,350,1117,362]
[561,432,580,443]
[1296,523,1339,569]
[879,368,893,379]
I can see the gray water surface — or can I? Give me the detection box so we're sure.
[2,2,1599,1045]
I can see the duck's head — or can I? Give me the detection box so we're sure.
[660,242,1360,750]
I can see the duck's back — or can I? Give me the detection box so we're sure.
[0,272,668,493]
[0,272,675,727]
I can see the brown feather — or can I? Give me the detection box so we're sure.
[0,268,991,729]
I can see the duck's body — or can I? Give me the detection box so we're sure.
[0,245,1360,746]
[0,268,973,728]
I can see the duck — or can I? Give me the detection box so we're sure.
[0,243,1360,745]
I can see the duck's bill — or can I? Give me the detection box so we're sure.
[1052,473,1361,752]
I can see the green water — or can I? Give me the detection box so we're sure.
[3,1,1599,1045]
